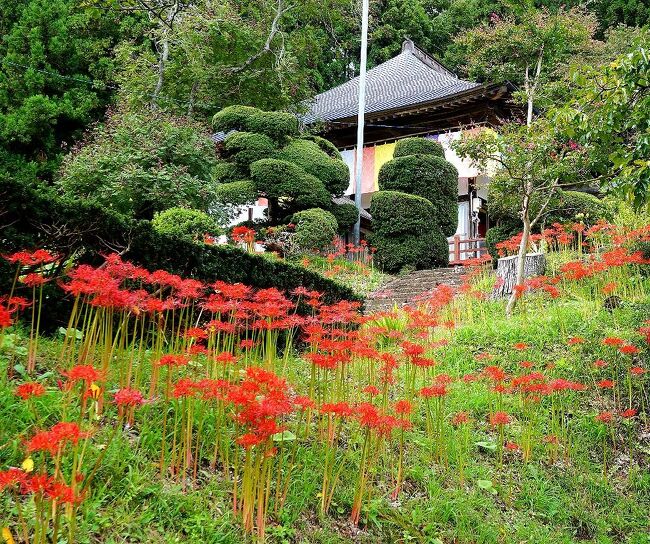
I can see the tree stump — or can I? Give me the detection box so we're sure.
[492,253,546,298]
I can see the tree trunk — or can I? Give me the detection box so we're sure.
[493,252,546,299]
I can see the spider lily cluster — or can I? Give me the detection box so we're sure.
[0,221,648,542]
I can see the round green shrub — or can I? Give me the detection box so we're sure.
[151,207,220,242]
[215,180,258,207]
[544,190,613,227]
[213,162,241,184]
[369,191,448,273]
[212,105,261,133]
[378,154,458,236]
[223,132,277,172]
[393,137,445,158]
[291,208,338,252]
[331,202,359,232]
[302,135,342,160]
[246,112,299,141]
[276,139,349,196]
[250,158,331,214]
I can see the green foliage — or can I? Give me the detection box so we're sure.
[378,154,458,237]
[485,224,519,261]
[246,111,299,142]
[291,208,338,252]
[276,139,349,195]
[370,191,449,273]
[331,202,359,232]
[302,135,342,159]
[214,180,258,207]
[552,32,650,205]
[250,159,331,220]
[212,105,261,133]
[544,190,613,226]
[223,132,276,173]
[393,137,445,158]
[151,207,220,242]
[58,108,219,220]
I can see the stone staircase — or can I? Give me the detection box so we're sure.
[364,267,466,313]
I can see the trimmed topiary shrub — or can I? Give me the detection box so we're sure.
[250,159,331,219]
[215,180,258,207]
[223,132,276,172]
[152,207,220,242]
[331,202,359,233]
[378,154,458,237]
[302,135,343,160]
[212,105,261,133]
[291,208,338,252]
[369,191,449,273]
[393,137,445,158]
[246,111,299,141]
[276,139,349,196]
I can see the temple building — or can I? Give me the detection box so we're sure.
[305,39,519,262]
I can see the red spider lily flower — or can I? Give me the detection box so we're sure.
[593,359,608,369]
[0,468,28,490]
[363,385,380,396]
[114,388,145,407]
[400,341,425,358]
[519,361,534,369]
[15,382,46,400]
[293,396,316,411]
[420,383,448,398]
[543,434,559,445]
[0,304,14,327]
[505,441,520,451]
[173,378,199,398]
[620,408,637,419]
[7,296,31,310]
[489,411,511,426]
[21,273,49,287]
[567,336,585,346]
[484,366,507,383]
[513,342,529,351]
[237,433,264,449]
[65,365,104,385]
[595,411,613,423]
[184,327,207,340]
[462,373,479,383]
[46,481,83,504]
[157,354,189,367]
[394,399,413,415]
[475,352,493,361]
[320,402,354,418]
[239,339,257,350]
[597,379,615,389]
[602,337,624,347]
[25,422,89,455]
[4,249,57,266]
[451,412,470,426]
[619,344,639,355]
[630,366,646,376]
[602,282,617,294]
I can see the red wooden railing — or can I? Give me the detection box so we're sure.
[448,236,490,265]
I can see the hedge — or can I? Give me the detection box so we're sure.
[0,177,361,325]
[276,139,349,196]
[369,191,448,273]
[291,208,338,252]
[152,208,221,242]
[393,137,445,158]
[378,154,458,237]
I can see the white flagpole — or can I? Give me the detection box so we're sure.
[353,0,369,246]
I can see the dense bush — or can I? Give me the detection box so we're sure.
[485,225,519,261]
[370,191,449,273]
[302,135,343,159]
[393,137,445,158]
[544,190,613,226]
[246,111,299,141]
[215,180,258,207]
[250,159,331,220]
[223,132,276,173]
[151,208,220,242]
[378,154,458,236]
[58,108,219,220]
[212,105,261,133]
[276,139,349,195]
[291,208,339,252]
[331,202,359,232]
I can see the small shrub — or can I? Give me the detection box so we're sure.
[212,105,261,133]
[291,208,338,252]
[331,202,359,232]
[393,137,445,158]
[151,208,220,242]
[378,154,458,236]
